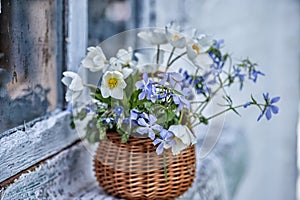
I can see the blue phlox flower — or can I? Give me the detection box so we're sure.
[102,117,114,124]
[209,49,225,74]
[233,66,246,90]
[114,106,124,116]
[257,93,280,121]
[243,102,252,108]
[180,69,213,96]
[194,72,215,95]
[136,114,162,140]
[249,69,265,83]
[153,129,176,155]
[172,88,191,110]
[158,72,184,92]
[130,109,147,125]
[135,73,157,102]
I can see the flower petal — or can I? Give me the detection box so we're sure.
[137,118,149,127]
[136,127,149,135]
[270,96,280,104]
[100,85,111,98]
[171,139,186,155]
[153,138,162,146]
[266,108,272,120]
[271,105,279,114]
[156,143,164,155]
[111,87,124,99]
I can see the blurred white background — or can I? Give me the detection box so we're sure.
[150,0,299,199]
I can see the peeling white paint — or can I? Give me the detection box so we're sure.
[0,111,78,183]
[1,127,246,200]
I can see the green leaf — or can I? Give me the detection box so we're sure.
[121,133,129,143]
[150,105,167,124]
[251,94,257,104]
[166,110,176,123]
[199,116,209,125]
[92,88,111,106]
[99,128,106,140]
[129,90,141,109]
[143,101,153,111]
[230,107,241,116]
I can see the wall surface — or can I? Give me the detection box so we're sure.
[151,0,300,199]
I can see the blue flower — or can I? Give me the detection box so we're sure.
[135,73,157,103]
[136,114,162,140]
[233,66,246,90]
[195,72,215,95]
[130,109,147,126]
[243,102,252,108]
[213,39,224,49]
[172,88,191,110]
[209,50,224,74]
[257,93,280,121]
[153,129,175,155]
[114,106,124,116]
[158,72,184,92]
[180,70,214,96]
[249,69,265,83]
[102,117,114,124]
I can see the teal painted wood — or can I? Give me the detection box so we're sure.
[0,110,79,183]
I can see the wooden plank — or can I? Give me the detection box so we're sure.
[0,142,99,200]
[1,127,247,200]
[0,110,79,183]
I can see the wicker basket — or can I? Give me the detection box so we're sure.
[94,132,196,200]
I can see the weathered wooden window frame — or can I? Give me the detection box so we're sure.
[0,0,87,188]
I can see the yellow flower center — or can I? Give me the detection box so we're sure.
[108,78,118,88]
[173,34,180,41]
[192,44,201,54]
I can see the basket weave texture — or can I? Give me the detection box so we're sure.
[94,132,196,200]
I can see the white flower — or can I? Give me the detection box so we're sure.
[186,41,213,68]
[169,125,196,155]
[165,27,186,48]
[135,49,165,73]
[100,71,127,99]
[138,30,168,45]
[61,71,84,102]
[116,47,136,67]
[109,57,133,79]
[81,46,107,72]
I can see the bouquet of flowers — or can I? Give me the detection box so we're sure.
[62,24,280,156]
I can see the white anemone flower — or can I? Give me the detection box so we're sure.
[186,40,213,68]
[169,125,197,155]
[100,71,127,99]
[138,30,168,45]
[61,71,84,102]
[116,47,136,67]
[81,46,107,72]
[109,57,133,79]
[165,27,186,48]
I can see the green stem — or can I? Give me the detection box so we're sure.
[165,51,187,72]
[178,111,184,124]
[166,47,176,67]
[206,104,244,120]
[156,44,160,65]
